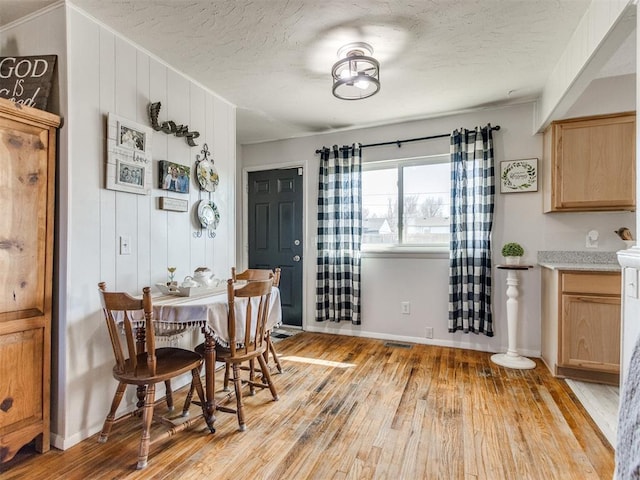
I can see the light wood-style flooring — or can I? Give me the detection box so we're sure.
[565,379,619,447]
[1,332,613,479]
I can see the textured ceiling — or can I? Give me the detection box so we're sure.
[0,0,635,144]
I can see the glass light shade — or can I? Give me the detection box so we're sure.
[331,44,380,100]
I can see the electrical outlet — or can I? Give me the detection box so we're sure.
[425,327,433,339]
[401,301,410,315]
[586,229,599,248]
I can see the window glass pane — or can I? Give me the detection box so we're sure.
[402,163,450,245]
[362,168,398,244]
[362,156,450,247]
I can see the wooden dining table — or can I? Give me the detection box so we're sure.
[147,284,282,427]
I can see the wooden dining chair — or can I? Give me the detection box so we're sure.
[226,267,283,391]
[189,278,279,431]
[97,282,213,470]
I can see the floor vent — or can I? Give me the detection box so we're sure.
[384,342,413,349]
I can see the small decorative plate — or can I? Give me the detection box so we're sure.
[196,159,219,192]
[197,200,220,230]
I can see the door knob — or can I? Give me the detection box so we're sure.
[293,255,301,262]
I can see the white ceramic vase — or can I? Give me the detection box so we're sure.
[505,256,521,265]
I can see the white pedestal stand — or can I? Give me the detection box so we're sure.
[490,265,536,369]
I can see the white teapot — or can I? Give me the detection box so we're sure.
[181,276,199,288]
[193,267,216,287]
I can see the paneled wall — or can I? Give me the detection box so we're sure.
[2,4,236,449]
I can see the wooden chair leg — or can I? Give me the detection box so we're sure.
[248,359,256,396]
[231,363,246,431]
[136,383,156,470]
[223,362,231,392]
[267,335,283,373]
[257,354,279,401]
[182,363,202,416]
[182,382,196,417]
[191,367,215,433]
[99,382,127,443]
[136,385,146,409]
[164,380,174,411]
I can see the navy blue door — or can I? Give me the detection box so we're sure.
[248,168,303,327]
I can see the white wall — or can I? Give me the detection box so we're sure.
[240,94,635,359]
[2,4,237,449]
[618,10,640,387]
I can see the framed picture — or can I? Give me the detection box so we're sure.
[500,158,538,193]
[117,122,147,152]
[116,160,146,191]
[105,113,153,195]
[159,160,190,193]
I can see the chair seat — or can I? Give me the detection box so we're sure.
[114,347,203,385]
[194,342,266,364]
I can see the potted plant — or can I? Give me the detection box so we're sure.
[501,242,524,265]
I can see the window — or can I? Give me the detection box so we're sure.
[361,154,450,248]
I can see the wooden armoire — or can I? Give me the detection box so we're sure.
[0,98,60,463]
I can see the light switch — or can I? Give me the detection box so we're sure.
[120,235,131,255]
[625,267,638,299]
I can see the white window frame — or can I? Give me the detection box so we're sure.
[361,154,450,258]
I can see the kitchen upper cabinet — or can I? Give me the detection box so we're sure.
[542,111,636,212]
[0,98,59,463]
[541,269,621,385]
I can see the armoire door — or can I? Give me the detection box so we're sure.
[0,99,59,463]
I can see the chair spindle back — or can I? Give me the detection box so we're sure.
[226,278,272,358]
[98,282,156,376]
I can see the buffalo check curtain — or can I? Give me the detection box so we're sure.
[448,125,495,336]
[316,144,362,324]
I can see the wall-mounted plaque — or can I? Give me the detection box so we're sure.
[158,197,188,212]
[0,55,57,110]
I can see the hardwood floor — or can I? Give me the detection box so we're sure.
[1,332,613,479]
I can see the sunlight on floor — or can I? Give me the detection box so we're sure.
[280,356,355,368]
[565,379,619,447]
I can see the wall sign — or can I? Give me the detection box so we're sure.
[0,55,57,110]
[158,197,188,212]
[500,158,538,193]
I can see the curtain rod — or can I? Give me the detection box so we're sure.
[315,124,500,154]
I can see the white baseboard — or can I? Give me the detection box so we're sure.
[303,325,540,358]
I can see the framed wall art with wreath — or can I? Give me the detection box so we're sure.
[500,158,538,193]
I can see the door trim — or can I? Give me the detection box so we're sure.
[242,160,308,330]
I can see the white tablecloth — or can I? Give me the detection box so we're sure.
[149,286,282,346]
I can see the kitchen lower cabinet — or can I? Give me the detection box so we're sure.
[541,269,621,385]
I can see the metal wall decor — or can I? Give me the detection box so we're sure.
[148,101,200,146]
[195,143,219,192]
[192,143,220,239]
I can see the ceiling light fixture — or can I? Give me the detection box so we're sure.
[331,42,380,100]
